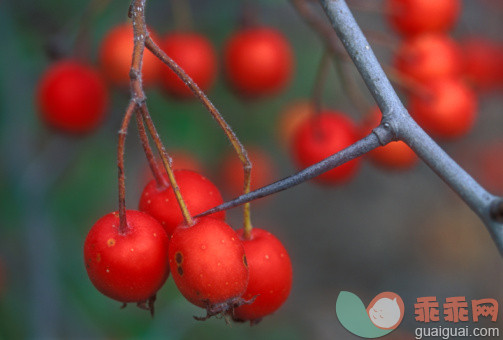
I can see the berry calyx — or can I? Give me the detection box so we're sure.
[139,170,225,237]
[361,107,418,170]
[292,111,361,184]
[408,77,477,139]
[160,32,217,98]
[168,217,250,319]
[99,24,162,87]
[233,228,292,324]
[224,27,294,97]
[36,60,109,134]
[84,210,170,305]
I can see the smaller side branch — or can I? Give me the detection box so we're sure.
[196,126,390,217]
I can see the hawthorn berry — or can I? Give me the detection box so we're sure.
[36,60,109,134]
[84,210,170,304]
[277,100,315,148]
[224,27,294,97]
[385,0,461,36]
[408,77,477,139]
[361,107,418,170]
[139,170,225,237]
[220,147,276,198]
[292,111,360,184]
[461,37,503,92]
[99,24,162,87]
[160,32,217,98]
[394,34,462,83]
[168,217,249,318]
[233,228,292,324]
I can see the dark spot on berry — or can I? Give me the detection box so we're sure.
[175,252,183,264]
[177,265,183,276]
[243,254,248,268]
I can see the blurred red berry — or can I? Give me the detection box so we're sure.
[36,60,108,134]
[461,37,503,92]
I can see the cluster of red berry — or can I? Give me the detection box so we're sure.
[36,23,294,135]
[33,22,298,323]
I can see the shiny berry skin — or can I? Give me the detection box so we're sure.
[224,27,294,97]
[139,170,225,237]
[394,34,462,83]
[160,32,217,98]
[168,217,249,310]
[385,0,461,36]
[220,147,276,198]
[361,107,418,170]
[277,100,315,148]
[233,228,292,323]
[408,78,477,139]
[142,151,203,186]
[461,37,503,92]
[36,60,109,134]
[292,111,360,184]
[84,210,170,303]
[99,24,161,87]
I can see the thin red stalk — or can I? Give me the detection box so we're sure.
[117,101,136,234]
[144,36,253,238]
[135,110,167,188]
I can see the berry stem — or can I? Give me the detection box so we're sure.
[117,100,136,234]
[139,104,194,226]
[135,110,168,188]
[144,36,253,237]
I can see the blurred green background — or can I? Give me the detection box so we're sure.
[0,0,502,339]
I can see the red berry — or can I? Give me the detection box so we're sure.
[277,100,315,148]
[160,32,217,98]
[36,60,109,134]
[385,0,461,36]
[394,34,462,83]
[220,147,276,198]
[292,111,360,184]
[139,170,225,236]
[233,228,292,323]
[168,217,249,314]
[461,37,503,92]
[224,27,294,97]
[84,210,170,303]
[99,24,162,87]
[361,107,418,170]
[408,78,477,139]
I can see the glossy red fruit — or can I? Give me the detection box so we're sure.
[361,107,418,170]
[385,0,461,36]
[139,170,225,236]
[394,34,462,83]
[233,228,292,323]
[220,147,276,198]
[461,37,503,92]
[160,32,217,98]
[224,27,294,97]
[36,60,109,134]
[277,100,315,148]
[84,210,170,303]
[168,217,249,314]
[408,78,477,139]
[292,111,360,184]
[99,24,161,87]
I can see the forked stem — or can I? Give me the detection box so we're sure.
[144,36,253,238]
